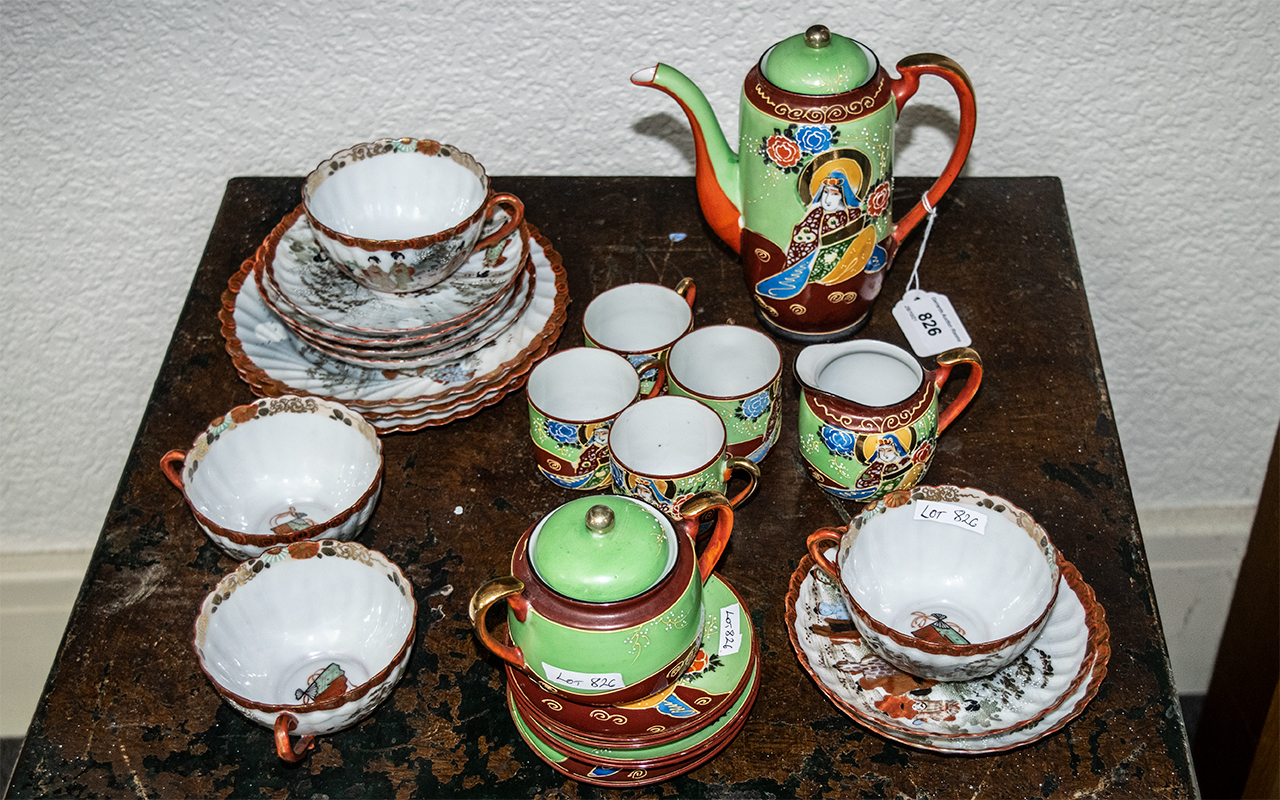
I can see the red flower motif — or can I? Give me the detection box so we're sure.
[911,440,934,465]
[288,541,321,559]
[230,404,258,424]
[686,649,709,674]
[866,182,891,218]
[765,135,802,169]
[883,489,912,509]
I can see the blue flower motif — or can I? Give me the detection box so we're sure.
[544,419,579,445]
[739,390,772,421]
[794,125,833,154]
[820,425,858,457]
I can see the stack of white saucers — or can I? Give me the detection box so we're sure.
[220,206,569,432]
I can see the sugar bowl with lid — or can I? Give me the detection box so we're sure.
[469,492,735,706]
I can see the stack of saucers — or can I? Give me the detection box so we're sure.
[219,205,568,433]
[507,574,760,787]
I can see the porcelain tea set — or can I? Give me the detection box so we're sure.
[162,23,1107,779]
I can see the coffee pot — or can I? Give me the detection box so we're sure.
[633,25,975,342]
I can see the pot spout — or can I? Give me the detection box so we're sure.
[632,64,742,252]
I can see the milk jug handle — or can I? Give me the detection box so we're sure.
[932,347,983,434]
[888,54,976,250]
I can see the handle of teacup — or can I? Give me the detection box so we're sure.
[273,712,314,763]
[721,457,761,509]
[678,490,733,583]
[632,356,666,398]
[932,347,984,434]
[473,192,525,252]
[674,277,696,308]
[887,54,976,250]
[160,450,186,489]
[468,576,528,669]
[806,527,845,582]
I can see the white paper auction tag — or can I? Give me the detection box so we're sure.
[913,500,989,534]
[719,603,743,657]
[541,663,626,691]
[892,290,971,357]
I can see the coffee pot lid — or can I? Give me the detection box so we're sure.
[529,495,677,603]
[762,24,872,95]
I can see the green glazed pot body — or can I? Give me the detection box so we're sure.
[739,54,898,343]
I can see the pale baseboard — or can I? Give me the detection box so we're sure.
[1141,504,1256,695]
[0,504,1258,737]
[0,550,93,737]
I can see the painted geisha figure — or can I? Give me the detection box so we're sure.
[756,149,888,301]
[540,420,612,489]
[820,428,932,501]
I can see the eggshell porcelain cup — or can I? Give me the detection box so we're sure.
[526,347,662,490]
[302,137,524,293]
[666,324,783,463]
[193,540,416,762]
[806,485,1062,681]
[582,279,695,394]
[608,395,760,520]
[161,396,383,560]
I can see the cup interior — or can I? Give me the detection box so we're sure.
[583,284,692,352]
[200,554,413,704]
[527,348,640,422]
[610,396,725,477]
[307,150,486,241]
[186,413,380,533]
[668,325,780,398]
[844,504,1056,644]
[817,346,922,407]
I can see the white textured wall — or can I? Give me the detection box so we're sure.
[2,0,1277,553]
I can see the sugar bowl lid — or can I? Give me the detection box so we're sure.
[528,495,677,603]
[762,24,872,95]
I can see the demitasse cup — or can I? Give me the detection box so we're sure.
[526,347,662,490]
[302,137,524,294]
[806,485,1061,681]
[794,341,982,502]
[582,279,695,394]
[608,395,760,520]
[666,324,783,463]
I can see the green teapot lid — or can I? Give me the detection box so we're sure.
[762,24,871,95]
[529,495,676,603]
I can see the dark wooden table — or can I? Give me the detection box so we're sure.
[6,176,1197,798]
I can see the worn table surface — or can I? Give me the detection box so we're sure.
[7,177,1196,798]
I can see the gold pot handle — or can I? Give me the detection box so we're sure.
[468,576,527,669]
[678,490,733,583]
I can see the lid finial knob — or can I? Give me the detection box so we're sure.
[586,504,615,534]
[805,24,831,49]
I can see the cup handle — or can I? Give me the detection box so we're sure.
[721,457,761,509]
[468,576,528,669]
[887,54,976,251]
[678,491,732,583]
[932,347,984,434]
[160,450,186,489]
[674,277,696,308]
[473,192,525,253]
[274,712,314,763]
[632,356,666,397]
[805,528,845,581]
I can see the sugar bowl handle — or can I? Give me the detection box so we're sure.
[469,576,528,669]
[273,712,314,763]
[806,527,846,582]
[160,450,186,489]
[677,491,733,583]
